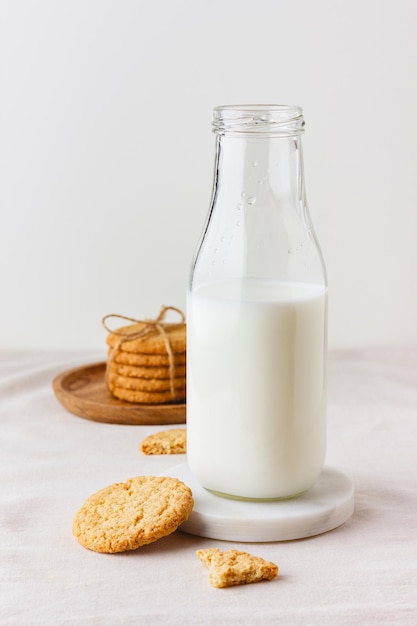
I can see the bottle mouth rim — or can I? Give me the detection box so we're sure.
[213,104,305,136]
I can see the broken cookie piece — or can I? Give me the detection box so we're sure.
[197,548,278,588]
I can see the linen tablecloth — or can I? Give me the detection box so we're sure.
[1,349,416,625]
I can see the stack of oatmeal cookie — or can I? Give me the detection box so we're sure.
[105,319,186,404]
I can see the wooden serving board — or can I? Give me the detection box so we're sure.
[52,362,186,425]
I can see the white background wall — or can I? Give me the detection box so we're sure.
[1,0,416,351]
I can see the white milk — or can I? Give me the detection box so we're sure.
[187,279,327,500]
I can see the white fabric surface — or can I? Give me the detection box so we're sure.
[1,349,416,625]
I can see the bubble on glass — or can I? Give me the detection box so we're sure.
[220,236,225,243]
[241,191,246,198]
[288,248,293,254]
[251,160,258,167]
[236,221,241,227]
[236,202,244,211]
[247,196,256,205]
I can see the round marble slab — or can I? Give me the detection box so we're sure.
[162,463,354,542]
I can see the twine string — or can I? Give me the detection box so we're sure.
[102,306,185,399]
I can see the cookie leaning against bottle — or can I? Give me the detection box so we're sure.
[140,429,187,455]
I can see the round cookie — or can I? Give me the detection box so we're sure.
[72,476,194,553]
[110,385,185,404]
[106,323,186,355]
[108,373,186,392]
[109,362,186,380]
[109,349,186,367]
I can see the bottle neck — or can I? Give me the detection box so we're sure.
[214,133,306,215]
[212,105,306,211]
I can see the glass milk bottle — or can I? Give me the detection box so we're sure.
[187,105,327,500]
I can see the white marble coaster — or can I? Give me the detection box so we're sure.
[162,463,354,542]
